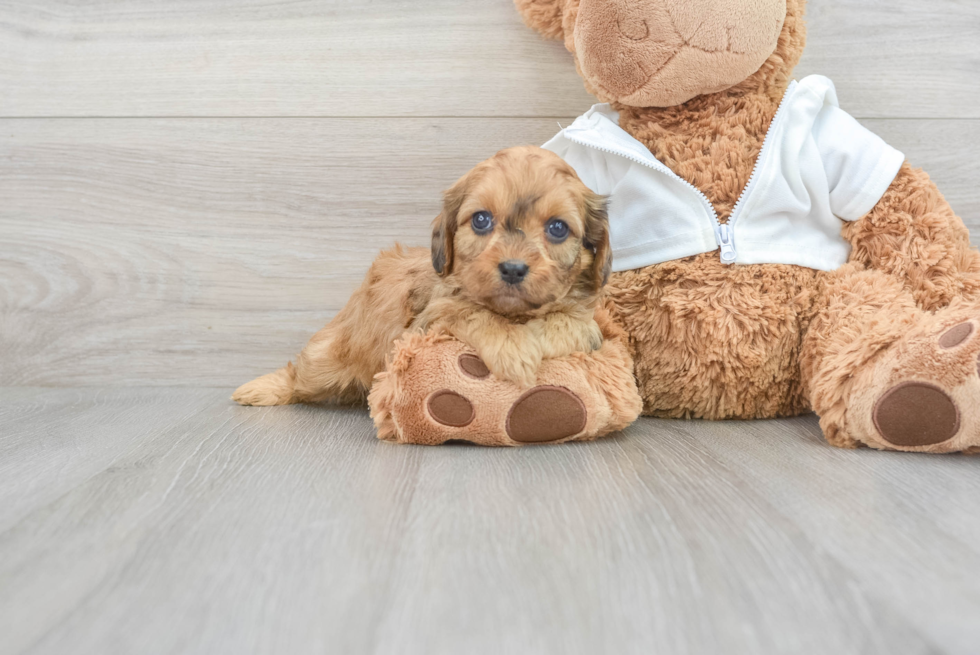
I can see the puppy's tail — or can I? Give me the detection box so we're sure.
[232,363,299,406]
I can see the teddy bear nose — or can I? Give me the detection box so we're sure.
[574,0,679,96]
[499,260,529,285]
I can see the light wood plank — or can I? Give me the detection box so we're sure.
[0,387,219,534]
[670,417,980,654]
[1,0,978,118]
[2,117,979,387]
[0,0,594,118]
[795,0,980,118]
[0,388,957,654]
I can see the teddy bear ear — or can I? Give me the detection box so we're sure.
[514,0,566,40]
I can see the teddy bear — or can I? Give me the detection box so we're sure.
[371,0,980,453]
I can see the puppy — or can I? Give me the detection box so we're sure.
[232,146,611,407]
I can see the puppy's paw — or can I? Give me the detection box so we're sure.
[232,366,296,406]
[480,348,541,388]
[584,319,604,352]
[531,316,604,359]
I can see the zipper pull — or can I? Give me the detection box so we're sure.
[716,224,737,264]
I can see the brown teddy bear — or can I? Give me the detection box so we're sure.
[372,0,980,453]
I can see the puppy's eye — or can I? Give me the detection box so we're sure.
[546,218,570,242]
[471,211,493,235]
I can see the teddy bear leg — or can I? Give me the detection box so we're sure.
[369,311,642,446]
[802,263,980,453]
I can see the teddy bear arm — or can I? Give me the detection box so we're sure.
[842,162,980,311]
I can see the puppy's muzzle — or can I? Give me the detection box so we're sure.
[498,260,529,285]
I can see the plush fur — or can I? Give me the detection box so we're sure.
[575,0,787,107]
[515,0,980,452]
[232,146,613,406]
[368,308,642,446]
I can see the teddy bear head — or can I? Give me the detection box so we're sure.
[515,0,807,107]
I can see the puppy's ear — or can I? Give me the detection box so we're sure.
[431,174,470,276]
[582,191,612,290]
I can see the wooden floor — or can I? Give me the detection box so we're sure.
[2,388,980,655]
[4,1,980,653]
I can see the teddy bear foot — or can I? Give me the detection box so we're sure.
[367,314,642,446]
[426,382,588,444]
[845,312,980,453]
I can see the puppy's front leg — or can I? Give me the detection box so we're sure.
[477,325,543,388]
[442,309,542,388]
[528,312,603,360]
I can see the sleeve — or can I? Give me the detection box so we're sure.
[812,104,905,221]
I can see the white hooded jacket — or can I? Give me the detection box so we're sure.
[542,75,905,272]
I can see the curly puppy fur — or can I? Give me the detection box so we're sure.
[516,0,980,451]
[233,146,611,406]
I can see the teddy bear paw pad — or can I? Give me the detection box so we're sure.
[458,354,491,379]
[936,320,980,376]
[427,390,475,427]
[872,382,960,447]
[939,321,975,349]
[506,386,587,443]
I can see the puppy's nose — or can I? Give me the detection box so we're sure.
[498,260,529,285]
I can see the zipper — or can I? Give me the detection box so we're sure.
[715,224,736,263]
[725,81,796,239]
[561,129,721,238]
[560,81,797,264]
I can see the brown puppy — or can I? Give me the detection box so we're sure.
[233,146,611,406]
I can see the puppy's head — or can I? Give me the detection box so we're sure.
[431,146,611,316]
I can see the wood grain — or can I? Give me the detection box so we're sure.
[1,0,978,118]
[3,117,979,387]
[0,0,594,118]
[673,417,980,654]
[795,0,980,119]
[5,387,974,654]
